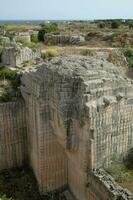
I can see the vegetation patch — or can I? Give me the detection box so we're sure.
[0,167,62,200]
[41,49,60,59]
[105,149,133,192]
[80,49,95,56]
[38,23,59,42]
[0,67,21,102]
[123,48,133,68]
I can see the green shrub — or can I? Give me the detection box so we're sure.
[41,49,59,59]
[38,23,59,42]
[111,20,121,29]
[80,49,95,56]
[0,68,18,80]
[0,195,11,200]
[106,162,132,182]
[31,34,38,43]
[0,91,13,102]
[124,148,133,170]
[99,23,106,29]
[123,48,133,68]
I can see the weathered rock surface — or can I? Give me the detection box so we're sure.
[88,169,133,200]
[44,33,86,45]
[0,36,10,46]
[1,45,41,67]
[0,101,27,170]
[14,32,31,43]
[20,56,133,200]
[0,54,132,200]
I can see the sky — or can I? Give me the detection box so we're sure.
[0,0,132,20]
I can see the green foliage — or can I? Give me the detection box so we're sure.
[41,49,59,59]
[0,91,13,103]
[106,163,132,182]
[99,23,106,29]
[31,34,38,43]
[80,49,95,56]
[123,48,133,68]
[124,148,133,170]
[0,167,61,200]
[17,38,39,49]
[0,68,21,102]
[0,195,11,200]
[38,23,59,41]
[0,68,18,80]
[111,20,121,29]
[0,46,3,63]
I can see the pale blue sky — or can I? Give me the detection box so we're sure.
[0,0,132,20]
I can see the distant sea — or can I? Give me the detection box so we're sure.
[0,20,70,25]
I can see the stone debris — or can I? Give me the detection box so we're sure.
[87,169,133,200]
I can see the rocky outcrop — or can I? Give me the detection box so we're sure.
[0,36,10,46]
[14,32,31,43]
[1,45,41,67]
[0,53,132,200]
[20,56,133,199]
[44,33,86,45]
[87,169,133,200]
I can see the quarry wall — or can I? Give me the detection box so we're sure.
[0,100,27,170]
[0,55,133,200]
[20,57,133,199]
[21,72,68,192]
[44,33,85,45]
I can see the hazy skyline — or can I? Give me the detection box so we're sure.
[0,0,132,20]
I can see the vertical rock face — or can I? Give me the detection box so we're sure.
[0,101,27,170]
[0,36,10,46]
[21,56,133,200]
[1,45,41,67]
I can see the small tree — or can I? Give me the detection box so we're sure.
[38,23,59,41]
[99,23,106,29]
[111,21,121,29]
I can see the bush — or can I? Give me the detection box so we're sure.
[31,34,38,43]
[0,68,18,80]
[38,23,59,42]
[0,195,11,200]
[41,49,59,59]
[123,48,133,68]
[0,91,13,102]
[111,21,121,29]
[106,162,132,182]
[124,148,133,170]
[99,23,106,29]
[80,49,95,56]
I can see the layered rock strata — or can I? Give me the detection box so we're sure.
[20,56,133,199]
[1,45,41,67]
[44,34,85,45]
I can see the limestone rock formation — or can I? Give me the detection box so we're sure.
[20,56,133,200]
[1,45,41,67]
[0,36,10,46]
[14,32,31,43]
[44,33,86,45]
[0,53,133,200]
